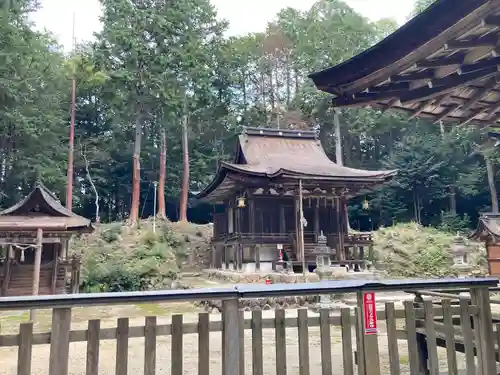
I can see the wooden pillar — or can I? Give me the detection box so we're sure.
[254,245,260,272]
[222,298,241,375]
[2,245,12,297]
[211,244,216,269]
[51,243,60,294]
[224,245,230,269]
[30,228,43,321]
[294,195,299,260]
[237,244,243,271]
[249,199,255,235]
[314,201,320,236]
[62,239,69,260]
[470,287,496,375]
[279,204,286,235]
[215,245,224,269]
[335,197,344,260]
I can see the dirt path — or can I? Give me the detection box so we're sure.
[0,309,467,375]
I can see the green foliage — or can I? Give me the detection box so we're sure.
[100,223,122,243]
[80,223,181,292]
[374,223,461,278]
[437,212,471,234]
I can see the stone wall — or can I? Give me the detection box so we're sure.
[195,295,320,312]
[203,269,322,284]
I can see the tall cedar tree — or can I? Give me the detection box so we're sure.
[95,0,224,226]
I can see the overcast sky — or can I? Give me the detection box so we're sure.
[31,0,416,51]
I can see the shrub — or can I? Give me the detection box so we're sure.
[374,223,460,278]
[81,226,180,293]
[100,223,122,243]
[437,211,471,234]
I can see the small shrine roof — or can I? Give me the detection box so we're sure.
[471,212,500,240]
[0,181,94,232]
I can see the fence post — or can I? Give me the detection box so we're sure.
[470,287,496,375]
[48,307,72,375]
[222,297,241,375]
[356,291,381,375]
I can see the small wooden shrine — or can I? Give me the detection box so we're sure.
[0,181,93,296]
[194,127,396,272]
[471,213,500,276]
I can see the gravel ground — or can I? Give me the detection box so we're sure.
[0,309,469,375]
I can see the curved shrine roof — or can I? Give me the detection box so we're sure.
[195,127,396,202]
[309,0,500,126]
[0,181,94,232]
[471,212,500,240]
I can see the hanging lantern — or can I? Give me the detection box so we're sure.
[236,196,246,208]
[362,199,370,210]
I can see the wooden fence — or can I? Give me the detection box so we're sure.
[0,278,498,375]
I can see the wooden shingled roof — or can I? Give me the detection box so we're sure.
[0,181,93,232]
[194,127,396,202]
[471,212,500,240]
[309,0,500,127]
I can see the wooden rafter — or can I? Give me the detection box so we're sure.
[461,56,500,74]
[400,66,500,104]
[458,108,484,127]
[434,77,500,123]
[485,15,500,28]
[408,98,435,120]
[310,1,500,126]
[390,71,435,82]
[484,100,500,120]
[417,54,464,69]
[445,35,499,50]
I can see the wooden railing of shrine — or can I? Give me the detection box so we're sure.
[0,278,498,375]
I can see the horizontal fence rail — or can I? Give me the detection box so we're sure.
[0,278,498,375]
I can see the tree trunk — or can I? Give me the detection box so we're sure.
[334,111,352,231]
[449,187,457,214]
[157,128,167,219]
[129,114,142,227]
[485,156,499,213]
[179,111,189,222]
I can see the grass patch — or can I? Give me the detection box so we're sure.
[373,222,486,277]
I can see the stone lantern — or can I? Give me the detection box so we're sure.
[312,232,335,309]
[313,232,334,278]
[450,235,471,273]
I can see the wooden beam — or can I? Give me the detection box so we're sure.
[368,82,409,92]
[382,98,401,113]
[484,15,500,28]
[433,104,461,123]
[446,35,498,50]
[458,109,484,127]
[0,236,61,244]
[484,100,500,120]
[417,54,464,68]
[408,99,434,119]
[461,77,500,111]
[434,77,500,123]
[390,70,434,82]
[463,46,495,64]
[461,56,500,74]
[400,66,500,104]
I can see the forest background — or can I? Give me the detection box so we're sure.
[0,0,495,234]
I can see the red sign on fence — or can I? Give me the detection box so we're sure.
[363,292,377,335]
